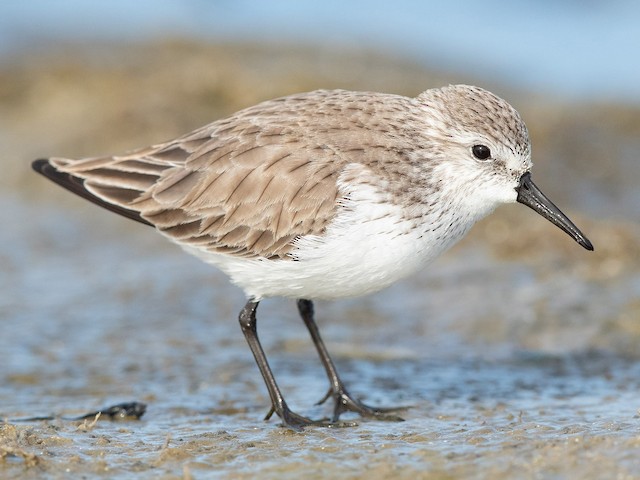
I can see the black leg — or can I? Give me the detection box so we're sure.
[296,299,405,422]
[238,300,330,430]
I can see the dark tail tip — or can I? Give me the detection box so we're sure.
[32,158,51,174]
[30,157,153,227]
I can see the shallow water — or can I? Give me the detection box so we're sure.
[2,43,640,478]
[2,191,639,479]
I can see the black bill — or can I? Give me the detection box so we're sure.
[516,172,594,251]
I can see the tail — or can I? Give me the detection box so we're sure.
[32,158,153,227]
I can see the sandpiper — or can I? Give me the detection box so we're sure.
[32,85,593,429]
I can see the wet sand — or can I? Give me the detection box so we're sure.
[1,41,640,478]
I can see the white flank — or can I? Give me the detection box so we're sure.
[180,164,479,300]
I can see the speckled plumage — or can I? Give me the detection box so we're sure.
[42,86,529,264]
[33,84,592,429]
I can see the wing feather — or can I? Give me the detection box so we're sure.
[33,89,418,259]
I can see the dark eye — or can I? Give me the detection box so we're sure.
[472,144,491,160]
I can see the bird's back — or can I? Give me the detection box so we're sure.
[33,89,424,262]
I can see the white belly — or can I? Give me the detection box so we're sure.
[180,180,475,301]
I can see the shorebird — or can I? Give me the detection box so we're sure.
[32,85,593,429]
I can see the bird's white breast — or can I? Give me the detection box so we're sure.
[181,165,477,301]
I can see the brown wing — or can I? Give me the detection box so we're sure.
[35,114,345,259]
[32,158,153,226]
[33,89,420,259]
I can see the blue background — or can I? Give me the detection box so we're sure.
[1,0,639,103]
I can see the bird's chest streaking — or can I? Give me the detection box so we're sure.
[183,163,477,301]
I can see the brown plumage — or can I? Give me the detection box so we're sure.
[32,85,593,430]
[33,89,429,259]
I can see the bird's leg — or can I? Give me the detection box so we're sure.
[296,299,406,422]
[238,300,331,430]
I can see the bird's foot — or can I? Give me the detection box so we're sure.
[317,387,407,422]
[263,404,357,431]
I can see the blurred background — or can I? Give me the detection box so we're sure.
[3,0,640,102]
[1,2,640,478]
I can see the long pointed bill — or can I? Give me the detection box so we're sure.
[516,172,594,251]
